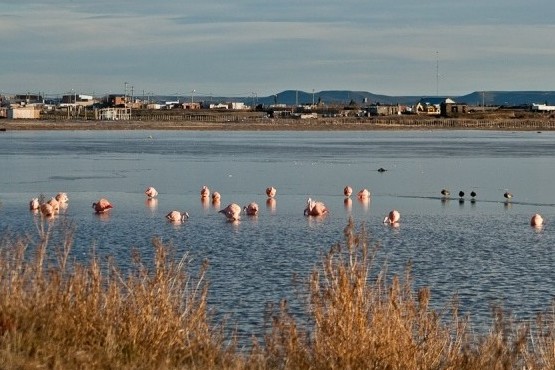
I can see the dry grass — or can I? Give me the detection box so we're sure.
[1,217,555,369]
[0,219,237,369]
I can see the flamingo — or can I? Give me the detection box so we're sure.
[55,192,68,203]
[383,209,401,225]
[200,186,210,199]
[266,186,277,198]
[357,189,370,199]
[343,186,353,197]
[29,198,40,211]
[47,197,60,213]
[145,186,158,198]
[212,191,221,204]
[244,202,259,216]
[304,198,328,217]
[166,210,189,222]
[40,203,55,218]
[219,203,242,221]
[530,214,544,227]
[92,198,113,213]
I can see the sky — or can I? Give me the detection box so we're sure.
[2,0,555,98]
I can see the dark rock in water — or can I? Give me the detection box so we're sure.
[377,167,387,172]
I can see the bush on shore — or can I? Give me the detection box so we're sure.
[0,218,554,369]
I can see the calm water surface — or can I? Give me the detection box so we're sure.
[1,130,555,340]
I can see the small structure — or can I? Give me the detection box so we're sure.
[531,103,555,112]
[367,104,401,116]
[229,102,248,110]
[205,103,229,110]
[415,97,458,116]
[96,107,131,121]
[13,94,43,105]
[60,94,95,107]
[182,102,201,110]
[8,106,41,119]
[295,112,318,119]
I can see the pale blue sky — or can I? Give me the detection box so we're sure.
[1,0,555,97]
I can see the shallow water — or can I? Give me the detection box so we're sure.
[1,130,554,340]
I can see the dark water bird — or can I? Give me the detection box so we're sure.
[441,189,450,197]
[504,191,513,200]
[377,167,387,173]
[470,191,476,198]
[459,191,465,198]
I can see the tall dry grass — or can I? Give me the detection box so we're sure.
[262,219,555,369]
[0,219,237,369]
[1,217,555,369]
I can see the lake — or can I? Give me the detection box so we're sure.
[1,129,554,341]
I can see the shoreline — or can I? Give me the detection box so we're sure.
[2,117,555,131]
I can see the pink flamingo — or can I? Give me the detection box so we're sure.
[530,213,544,227]
[166,210,189,222]
[383,209,401,225]
[55,192,68,203]
[40,203,55,218]
[29,198,40,211]
[244,202,259,216]
[92,198,113,213]
[145,186,158,198]
[200,186,210,199]
[212,191,221,204]
[304,198,328,217]
[344,186,353,197]
[219,203,242,221]
[357,188,371,199]
[47,197,60,214]
[266,186,277,198]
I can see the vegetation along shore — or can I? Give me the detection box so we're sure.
[3,114,555,131]
[1,219,555,369]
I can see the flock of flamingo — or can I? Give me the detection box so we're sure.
[27,185,542,228]
[27,185,401,226]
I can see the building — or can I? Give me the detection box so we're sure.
[8,106,41,119]
[229,102,248,110]
[414,97,467,116]
[13,94,43,105]
[96,107,131,120]
[367,104,401,116]
[531,103,555,112]
[182,102,201,110]
[60,94,95,107]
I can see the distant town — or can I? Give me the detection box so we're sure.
[1,89,555,121]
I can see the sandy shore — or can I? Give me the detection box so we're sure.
[1,117,555,131]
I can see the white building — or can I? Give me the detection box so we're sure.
[8,106,40,119]
[531,103,555,112]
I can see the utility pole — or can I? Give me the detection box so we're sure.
[436,51,439,97]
